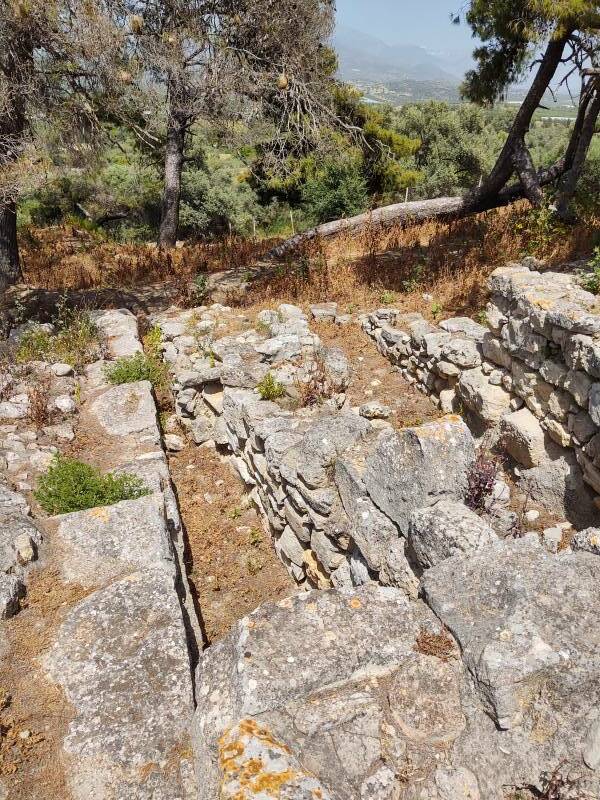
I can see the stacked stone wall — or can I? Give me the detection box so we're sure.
[362,260,600,523]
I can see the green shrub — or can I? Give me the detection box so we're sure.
[103,352,168,388]
[35,455,150,515]
[580,247,600,294]
[380,291,396,306]
[191,273,209,304]
[16,309,102,370]
[256,373,286,400]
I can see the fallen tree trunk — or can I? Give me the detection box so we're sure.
[267,169,560,258]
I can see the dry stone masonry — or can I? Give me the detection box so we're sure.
[363,258,600,527]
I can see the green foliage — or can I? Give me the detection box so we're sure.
[103,352,168,388]
[256,373,286,400]
[580,247,600,294]
[514,204,568,254]
[301,158,369,224]
[16,307,102,370]
[35,455,150,515]
[142,325,163,357]
[191,273,209,304]
[380,291,396,305]
[431,301,444,319]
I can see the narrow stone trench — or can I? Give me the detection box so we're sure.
[167,442,293,645]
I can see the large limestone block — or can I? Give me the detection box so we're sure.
[500,407,548,468]
[52,495,174,587]
[92,308,142,358]
[335,454,418,596]
[360,417,476,535]
[44,569,194,800]
[408,500,496,569]
[422,538,600,798]
[457,368,512,424]
[89,380,159,439]
[192,586,455,800]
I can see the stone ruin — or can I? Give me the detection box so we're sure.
[1,260,599,799]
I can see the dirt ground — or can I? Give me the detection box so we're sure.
[168,443,294,645]
[313,319,442,429]
[0,566,93,800]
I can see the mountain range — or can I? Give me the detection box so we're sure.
[332,25,473,85]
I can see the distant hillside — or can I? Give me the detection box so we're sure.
[332,24,462,103]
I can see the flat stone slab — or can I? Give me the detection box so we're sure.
[44,569,194,800]
[52,494,174,587]
[422,537,600,799]
[92,309,143,358]
[192,585,452,800]
[88,381,159,440]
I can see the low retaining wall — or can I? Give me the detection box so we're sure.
[362,260,600,527]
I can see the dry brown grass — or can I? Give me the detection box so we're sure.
[240,203,600,321]
[17,204,599,324]
[19,225,280,291]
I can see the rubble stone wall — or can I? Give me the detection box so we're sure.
[362,260,600,524]
[156,304,490,594]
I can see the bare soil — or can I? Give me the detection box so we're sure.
[313,320,442,430]
[168,443,294,645]
[0,566,93,800]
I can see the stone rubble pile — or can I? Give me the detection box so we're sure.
[362,259,600,526]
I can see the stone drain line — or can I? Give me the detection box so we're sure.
[3,309,201,798]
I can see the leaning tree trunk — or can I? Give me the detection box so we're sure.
[555,79,600,220]
[158,98,187,249]
[471,30,572,206]
[0,201,20,291]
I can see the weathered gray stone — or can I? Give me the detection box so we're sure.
[457,368,512,424]
[89,381,159,439]
[0,573,24,618]
[423,538,600,799]
[310,302,338,322]
[408,500,496,569]
[360,417,475,534]
[192,586,451,800]
[441,338,482,369]
[358,401,391,420]
[53,495,173,588]
[439,317,487,342]
[44,569,194,800]
[563,369,592,407]
[572,527,600,555]
[275,525,305,567]
[500,407,548,468]
[92,308,142,358]
[522,448,597,529]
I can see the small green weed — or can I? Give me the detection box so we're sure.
[580,247,600,294]
[191,273,208,304]
[255,319,272,335]
[476,310,488,326]
[142,325,163,357]
[35,454,150,515]
[249,528,263,546]
[380,290,396,306]
[431,300,444,319]
[103,352,168,389]
[256,373,286,400]
[228,507,242,520]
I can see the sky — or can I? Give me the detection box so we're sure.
[335,0,477,55]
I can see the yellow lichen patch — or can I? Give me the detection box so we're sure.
[349,597,362,609]
[250,768,298,794]
[88,506,110,522]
